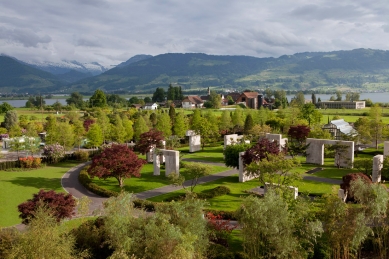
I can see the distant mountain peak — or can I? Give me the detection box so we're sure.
[116,54,153,68]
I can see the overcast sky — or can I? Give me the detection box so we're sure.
[1,0,388,67]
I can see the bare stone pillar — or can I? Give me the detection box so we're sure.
[153,151,160,176]
[338,189,347,202]
[372,154,383,183]
[239,152,257,182]
[384,141,389,157]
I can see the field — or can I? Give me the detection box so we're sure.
[0,161,80,227]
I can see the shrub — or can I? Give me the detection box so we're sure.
[223,143,251,169]
[206,212,237,247]
[0,228,19,258]
[17,189,76,224]
[42,143,65,163]
[78,168,119,198]
[19,156,41,169]
[71,217,113,259]
[73,150,90,162]
[340,172,372,201]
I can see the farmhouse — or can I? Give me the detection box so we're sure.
[182,95,204,109]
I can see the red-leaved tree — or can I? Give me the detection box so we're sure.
[88,144,146,187]
[134,129,165,155]
[83,118,95,132]
[287,125,311,157]
[288,125,310,142]
[241,137,281,166]
[18,189,76,224]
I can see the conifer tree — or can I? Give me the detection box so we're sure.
[244,114,254,134]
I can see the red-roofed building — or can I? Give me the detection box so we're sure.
[182,95,204,109]
[236,92,265,109]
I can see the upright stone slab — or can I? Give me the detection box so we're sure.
[163,149,180,176]
[372,154,383,183]
[338,189,347,202]
[153,151,161,176]
[224,134,239,149]
[306,138,354,168]
[153,149,180,176]
[265,133,287,151]
[186,130,201,153]
[384,141,389,157]
[239,151,257,182]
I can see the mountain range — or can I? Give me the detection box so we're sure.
[1,49,389,94]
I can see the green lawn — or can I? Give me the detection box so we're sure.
[148,173,337,211]
[178,145,225,163]
[90,162,229,193]
[0,161,80,227]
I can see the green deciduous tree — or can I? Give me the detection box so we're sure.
[238,191,323,259]
[66,92,84,108]
[86,123,103,148]
[173,111,188,138]
[3,110,18,131]
[7,206,86,259]
[152,87,166,102]
[209,90,222,109]
[246,153,301,191]
[169,162,212,193]
[133,116,149,141]
[89,89,107,108]
[122,117,134,142]
[155,112,172,138]
[219,110,232,133]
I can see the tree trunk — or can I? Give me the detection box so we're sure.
[118,177,124,188]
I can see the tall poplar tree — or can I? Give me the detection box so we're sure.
[155,113,172,138]
[133,116,149,141]
[173,112,188,137]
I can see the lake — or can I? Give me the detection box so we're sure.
[1,92,389,107]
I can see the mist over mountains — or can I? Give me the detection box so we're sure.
[2,49,389,94]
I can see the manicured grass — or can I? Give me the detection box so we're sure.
[313,168,358,179]
[148,173,338,211]
[178,145,225,163]
[90,162,229,194]
[0,161,80,227]
[293,180,338,196]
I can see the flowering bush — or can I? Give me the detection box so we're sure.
[19,156,42,168]
[0,133,9,140]
[43,144,65,163]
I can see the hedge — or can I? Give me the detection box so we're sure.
[78,168,119,197]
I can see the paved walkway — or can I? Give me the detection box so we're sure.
[61,161,107,213]
[60,160,341,215]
